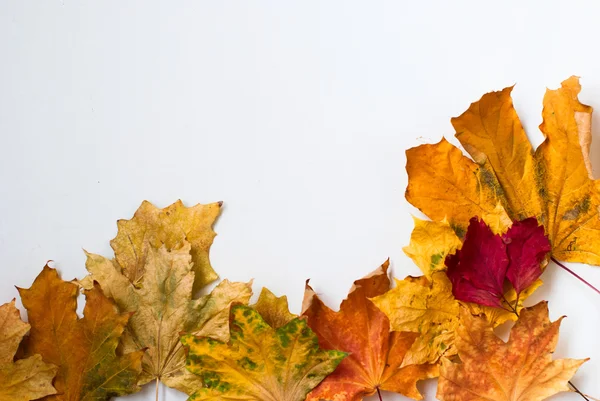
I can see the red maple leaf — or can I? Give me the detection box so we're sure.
[445,217,550,308]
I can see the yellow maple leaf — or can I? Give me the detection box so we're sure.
[252,287,296,329]
[371,271,537,367]
[110,200,222,291]
[403,217,463,277]
[438,302,587,401]
[0,300,57,401]
[406,76,600,266]
[181,304,346,401]
[371,272,460,366]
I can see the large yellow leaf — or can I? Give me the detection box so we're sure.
[537,78,600,263]
[110,200,222,291]
[0,300,57,401]
[452,86,542,221]
[407,77,600,266]
[438,302,587,401]
[84,242,252,394]
[181,304,346,401]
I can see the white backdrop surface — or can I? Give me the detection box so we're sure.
[1,2,599,400]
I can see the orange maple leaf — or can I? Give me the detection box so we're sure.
[302,261,438,401]
[438,302,587,401]
[18,265,145,401]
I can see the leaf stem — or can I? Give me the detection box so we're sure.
[570,380,590,401]
[155,378,159,401]
[551,257,600,296]
[377,387,383,401]
[500,294,519,317]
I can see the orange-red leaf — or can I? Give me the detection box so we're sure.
[303,261,437,401]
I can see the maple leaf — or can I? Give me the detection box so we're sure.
[84,241,252,394]
[406,76,600,268]
[0,300,57,401]
[110,200,222,291]
[181,304,346,401]
[445,217,550,309]
[18,265,144,401]
[371,272,460,366]
[437,302,588,401]
[252,287,296,329]
[302,261,438,401]
[403,217,463,277]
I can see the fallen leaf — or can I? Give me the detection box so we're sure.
[503,217,552,293]
[406,77,600,266]
[302,262,437,401]
[84,242,252,394]
[370,272,460,366]
[252,287,296,329]
[405,137,511,239]
[18,265,144,401]
[438,302,588,401]
[110,199,222,291]
[0,300,57,401]
[181,304,346,401]
[403,217,462,277]
[465,279,543,327]
[445,217,550,308]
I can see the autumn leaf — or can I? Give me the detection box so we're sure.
[252,287,296,329]
[110,200,222,291]
[302,261,437,401]
[403,217,462,277]
[0,300,57,401]
[406,76,600,267]
[18,265,144,401]
[181,304,346,401]
[445,217,550,309]
[438,302,588,401]
[371,272,460,366]
[84,241,252,394]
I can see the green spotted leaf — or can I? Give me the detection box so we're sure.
[181,304,346,401]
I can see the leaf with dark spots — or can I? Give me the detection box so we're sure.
[182,304,345,401]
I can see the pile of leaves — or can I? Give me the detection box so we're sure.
[0,77,596,401]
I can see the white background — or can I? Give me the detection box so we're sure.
[1,2,599,400]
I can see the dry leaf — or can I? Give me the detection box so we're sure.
[303,262,437,401]
[0,300,57,401]
[252,287,296,329]
[18,265,144,401]
[84,242,252,394]
[181,304,346,401]
[445,217,550,308]
[403,217,462,277]
[110,200,222,291]
[406,77,600,266]
[370,272,460,366]
[438,302,587,401]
